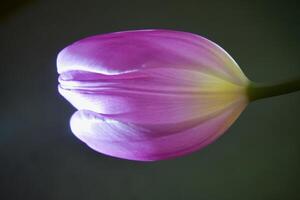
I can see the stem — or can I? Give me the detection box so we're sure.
[248,77,300,102]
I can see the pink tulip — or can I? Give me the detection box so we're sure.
[57,29,250,161]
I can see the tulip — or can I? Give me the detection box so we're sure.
[57,29,300,161]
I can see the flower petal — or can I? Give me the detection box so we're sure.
[70,101,246,161]
[57,30,250,161]
[59,68,247,124]
[57,29,248,85]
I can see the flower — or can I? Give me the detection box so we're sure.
[57,29,249,161]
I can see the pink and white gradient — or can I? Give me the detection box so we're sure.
[57,29,249,161]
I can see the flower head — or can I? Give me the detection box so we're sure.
[57,30,249,161]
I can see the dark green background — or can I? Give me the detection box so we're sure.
[1,0,300,199]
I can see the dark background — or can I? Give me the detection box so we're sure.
[1,0,300,199]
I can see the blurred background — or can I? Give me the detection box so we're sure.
[1,0,300,199]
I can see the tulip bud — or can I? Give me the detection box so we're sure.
[57,30,250,161]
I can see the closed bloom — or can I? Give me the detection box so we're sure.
[57,30,250,161]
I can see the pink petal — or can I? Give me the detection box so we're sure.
[57,30,250,161]
[57,29,247,85]
[70,101,246,161]
[59,68,246,124]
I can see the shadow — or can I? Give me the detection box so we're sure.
[0,0,37,22]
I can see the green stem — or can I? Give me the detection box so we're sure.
[248,77,300,102]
